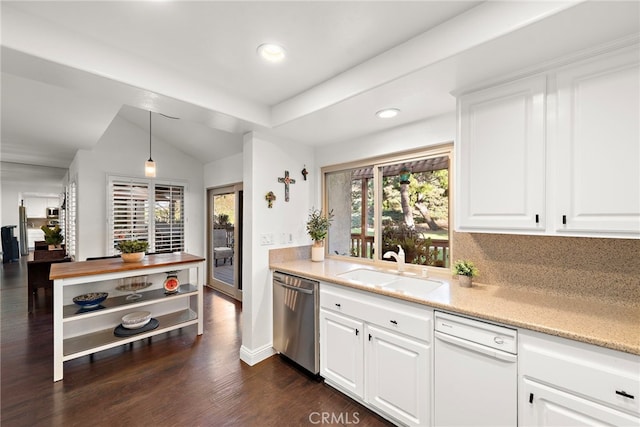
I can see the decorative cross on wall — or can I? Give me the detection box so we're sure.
[278,170,296,202]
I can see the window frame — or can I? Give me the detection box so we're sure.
[322,143,453,271]
[107,175,188,255]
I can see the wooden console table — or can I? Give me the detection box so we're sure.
[33,246,66,261]
[50,252,205,381]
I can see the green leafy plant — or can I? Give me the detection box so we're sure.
[306,208,334,242]
[41,225,64,245]
[116,240,149,254]
[382,222,440,266]
[453,259,479,277]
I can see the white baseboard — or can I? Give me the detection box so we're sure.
[239,343,275,366]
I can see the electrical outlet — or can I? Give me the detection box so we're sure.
[260,233,273,245]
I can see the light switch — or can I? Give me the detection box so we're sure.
[260,233,273,245]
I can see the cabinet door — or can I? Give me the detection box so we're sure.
[25,197,47,218]
[366,325,430,427]
[320,308,364,399]
[554,48,640,237]
[457,75,546,232]
[521,378,640,427]
[47,197,60,209]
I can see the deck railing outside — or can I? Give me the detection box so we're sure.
[350,234,449,267]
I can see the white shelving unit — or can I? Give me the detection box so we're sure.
[51,253,205,382]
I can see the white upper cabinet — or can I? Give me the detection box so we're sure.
[552,48,640,237]
[24,197,48,218]
[457,75,546,232]
[456,44,640,238]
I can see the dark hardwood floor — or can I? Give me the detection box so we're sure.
[1,256,393,426]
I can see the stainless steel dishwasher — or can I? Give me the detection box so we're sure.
[434,311,518,426]
[272,271,319,374]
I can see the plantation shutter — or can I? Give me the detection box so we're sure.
[66,181,77,259]
[110,178,150,254]
[154,184,184,253]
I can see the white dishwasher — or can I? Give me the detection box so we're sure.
[434,311,518,427]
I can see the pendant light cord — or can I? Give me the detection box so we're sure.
[148,111,153,162]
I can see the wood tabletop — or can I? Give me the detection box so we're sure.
[50,252,205,280]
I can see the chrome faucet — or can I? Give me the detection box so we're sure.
[383,245,405,272]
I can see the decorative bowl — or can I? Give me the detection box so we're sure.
[122,252,145,263]
[72,292,108,308]
[121,311,151,329]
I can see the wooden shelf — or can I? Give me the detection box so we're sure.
[63,284,197,320]
[63,309,197,359]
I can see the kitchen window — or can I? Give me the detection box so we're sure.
[324,144,451,268]
[108,176,186,254]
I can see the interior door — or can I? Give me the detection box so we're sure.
[207,184,242,300]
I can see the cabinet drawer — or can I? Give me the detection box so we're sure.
[520,330,640,415]
[320,282,432,342]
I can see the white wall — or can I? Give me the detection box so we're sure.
[70,115,204,260]
[315,112,456,168]
[203,152,243,189]
[240,131,315,365]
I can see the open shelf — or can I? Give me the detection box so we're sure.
[63,284,197,320]
[63,309,197,359]
[53,254,204,381]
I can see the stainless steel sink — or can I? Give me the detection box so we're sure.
[337,268,445,299]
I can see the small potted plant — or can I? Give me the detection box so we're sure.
[41,225,64,249]
[306,208,334,262]
[116,240,149,263]
[453,259,479,288]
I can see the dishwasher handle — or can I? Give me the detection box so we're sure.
[274,281,314,295]
[435,331,517,363]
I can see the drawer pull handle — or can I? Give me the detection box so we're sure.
[390,320,398,325]
[529,393,534,404]
[355,329,359,336]
[369,334,372,341]
[616,390,635,399]
[335,303,341,308]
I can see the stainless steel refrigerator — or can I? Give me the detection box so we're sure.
[19,204,28,256]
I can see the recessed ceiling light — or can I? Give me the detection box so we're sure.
[376,108,400,119]
[257,43,286,63]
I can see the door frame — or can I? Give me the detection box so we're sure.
[207,183,243,301]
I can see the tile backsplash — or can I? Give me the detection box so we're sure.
[452,232,639,306]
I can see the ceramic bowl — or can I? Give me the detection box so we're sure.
[121,311,151,329]
[72,292,108,308]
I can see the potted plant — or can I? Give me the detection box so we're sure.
[453,259,479,287]
[41,225,64,249]
[306,208,334,262]
[116,240,149,263]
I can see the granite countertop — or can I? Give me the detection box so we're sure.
[270,258,640,356]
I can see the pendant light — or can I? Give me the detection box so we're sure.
[145,111,156,177]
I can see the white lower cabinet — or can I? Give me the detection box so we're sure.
[319,282,432,427]
[366,324,429,426]
[522,379,639,426]
[320,308,364,399]
[519,329,640,427]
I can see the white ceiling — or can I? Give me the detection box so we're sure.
[1,1,639,169]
